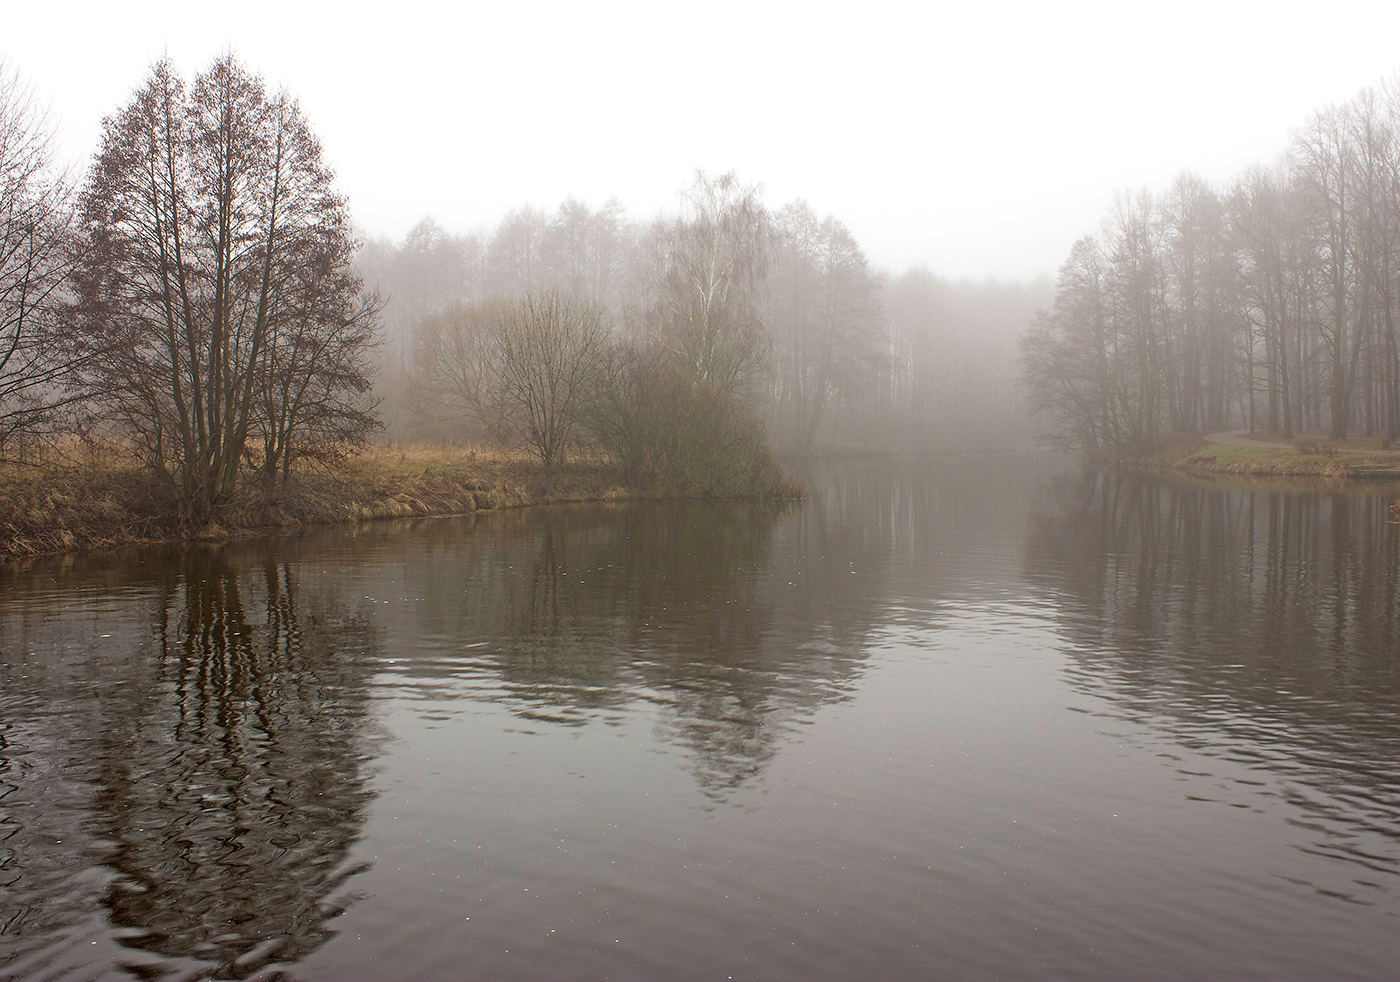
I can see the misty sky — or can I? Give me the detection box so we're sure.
[10,0,1400,280]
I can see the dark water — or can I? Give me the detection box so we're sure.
[3,457,1399,981]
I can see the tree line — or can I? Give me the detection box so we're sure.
[1023,77,1400,452]
[360,191,1043,457]
[2,51,1041,531]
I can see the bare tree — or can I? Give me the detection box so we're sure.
[1294,106,1357,440]
[654,171,770,400]
[71,56,377,525]
[0,58,80,455]
[411,298,514,442]
[1020,237,1122,450]
[489,207,548,298]
[255,245,383,486]
[1230,168,1297,436]
[541,197,632,311]
[495,291,606,467]
[769,201,883,454]
[1346,87,1400,440]
[1105,191,1170,450]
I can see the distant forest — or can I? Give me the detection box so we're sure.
[1024,78,1400,452]
[358,196,1046,456]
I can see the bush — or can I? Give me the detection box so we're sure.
[587,347,791,498]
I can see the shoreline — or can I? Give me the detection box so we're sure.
[1099,433,1400,482]
[9,438,1396,567]
[0,446,803,567]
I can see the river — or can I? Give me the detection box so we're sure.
[2,455,1399,980]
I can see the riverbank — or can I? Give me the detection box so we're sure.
[1109,432,1400,481]
[0,444,803,564]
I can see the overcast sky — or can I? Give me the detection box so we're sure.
[9,0,1400,280]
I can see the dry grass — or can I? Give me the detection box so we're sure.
[1138,438,1400,479]
[1176,443,1355,477]
[228,444,632,530]
[0,441,803,565]
[0,460,177,561]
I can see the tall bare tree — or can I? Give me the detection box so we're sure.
[495,291,606,467]
[1294,106,1357,440]
[71,56,377,525]
[1230,168,1297,436]
[411,298,513,443]
[255,243,382,486]
[654,171,770,400]
[1020,237,1123,450]
[770,201,882,454]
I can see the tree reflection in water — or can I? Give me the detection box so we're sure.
[373,497,894,799]
[8,460,1400,979]
[0,547,381,979]
[3,458,1042,977]
[378,457,1039,799]
[1027,469,1400,897]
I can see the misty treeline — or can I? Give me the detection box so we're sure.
[2,51,1042,530]
[358,192,1045,458]
[1025,77,1400,453]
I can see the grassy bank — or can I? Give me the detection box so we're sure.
[1110,432,1400,480]
[0,444,803,565]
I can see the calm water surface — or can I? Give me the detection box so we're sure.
[2,456,1399,980]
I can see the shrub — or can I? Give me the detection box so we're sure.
[587,347,790,497]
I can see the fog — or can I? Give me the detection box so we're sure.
[12,1,1400,280]
[357,194,1049,453]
